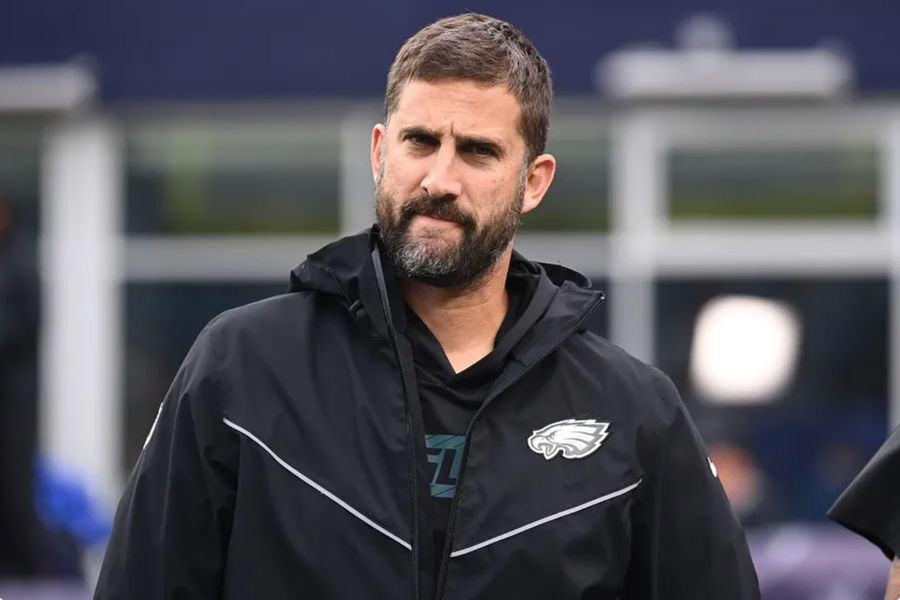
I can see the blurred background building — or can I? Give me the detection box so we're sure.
[1,1,899,598]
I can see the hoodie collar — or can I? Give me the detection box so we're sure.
[289,226,603,344]
[290,228,404,339]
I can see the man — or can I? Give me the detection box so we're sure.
[829,427,900,600]
[95,14,759,599]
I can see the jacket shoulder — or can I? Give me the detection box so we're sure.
[569,330,682,418]
[202,290,345,376]
[204,290,333,341]
[196,290,348,415]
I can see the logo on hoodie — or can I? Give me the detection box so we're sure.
[528,419,610,460]
[425,434,465,498]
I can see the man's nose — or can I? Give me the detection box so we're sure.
[421,146,462,198]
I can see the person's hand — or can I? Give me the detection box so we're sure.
[885,557,900,600]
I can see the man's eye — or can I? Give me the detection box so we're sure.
[407,134,434,146]
[469,144,496,157]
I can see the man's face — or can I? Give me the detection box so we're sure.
[373,79,530,289]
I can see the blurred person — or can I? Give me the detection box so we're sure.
[95,13,758,599]
[0,199,44,575]
[829,426,900,600]
[709,441,783,527]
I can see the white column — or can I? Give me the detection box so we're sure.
[608,112,663,364]
[41,116,122,507]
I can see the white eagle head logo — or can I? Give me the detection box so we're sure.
[528,419,610,460]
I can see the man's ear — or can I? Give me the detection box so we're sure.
[521,153,556,215]
[371,124,386,183]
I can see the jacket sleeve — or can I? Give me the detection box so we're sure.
[625,371,760,599]
[828,425,900,559]
[94,324,238,599]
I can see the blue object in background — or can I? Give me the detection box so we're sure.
[34,457,111,549]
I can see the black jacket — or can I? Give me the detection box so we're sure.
[95,229,759,599]
[829,424,900,559]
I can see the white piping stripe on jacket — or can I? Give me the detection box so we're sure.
[222,418,412,551]
[450,479,643,558]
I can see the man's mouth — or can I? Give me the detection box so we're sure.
[414,213,459,225]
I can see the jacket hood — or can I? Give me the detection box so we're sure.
[289,227,603,344]
[289,229,375,300]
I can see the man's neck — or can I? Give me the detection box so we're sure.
[403,249,512,374]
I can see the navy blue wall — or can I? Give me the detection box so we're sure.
[2,0,897,102]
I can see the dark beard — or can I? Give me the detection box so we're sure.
[376,182,523,290]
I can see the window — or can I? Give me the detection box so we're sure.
[0,121,41,226]
[125,114,342,234]
[521,107,609,232]
[669,147,879,220]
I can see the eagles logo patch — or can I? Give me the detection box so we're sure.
[528,419,610,460]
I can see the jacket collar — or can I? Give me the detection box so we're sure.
[289,226,604,348]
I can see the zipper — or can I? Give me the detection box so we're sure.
[433,292,605,600]
[370,246,433,600]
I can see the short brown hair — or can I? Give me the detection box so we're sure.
[384,13,552,163]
